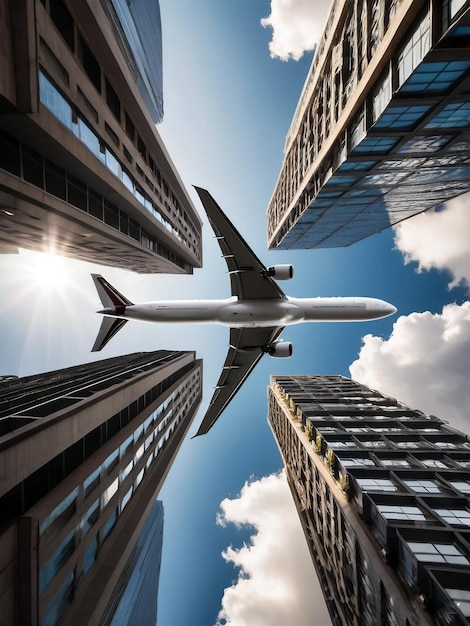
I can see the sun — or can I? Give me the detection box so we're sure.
[23,248,71,291]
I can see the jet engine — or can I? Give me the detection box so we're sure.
[262,264,294,280]
[266,341,293,358]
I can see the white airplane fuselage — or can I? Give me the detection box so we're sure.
[102,296,396,328]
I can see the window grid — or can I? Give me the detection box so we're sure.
[357,478,396,492]
[403,479,441,494]
[407,541,469,565]
[378,504,426,521]
[434,508,470,526]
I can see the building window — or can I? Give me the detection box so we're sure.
[83,537,98,575]
[39,71,74,131]
[120,486,133,512]
[103,201,119,229]
[102,478,118,508]
[84,467,100,498]
[373,104,432,131]
[125,112,135,141]
[77,86,98,122]
[434,508,470,526]
[397,13,431,87]
[45,161,67,200]
[78,35,101,92]
[119,434,133,458]
[378,504,426,521]
[351,137,399,154]
[102,508,117,540]
[40,487,79,536]
[403,479,441,494]
[446,589,470,617]
[450,0,467,17]
[105,79,121,122]
[0,129,21,176]
[361,440,387,448]
[450,480,470,494]
[67,174,88,212]
[357,478,396,492]
[81,499,99,538]
[135,467,145,488]
[339,457,375,467]
[372,71,392,123]
[328,440,357,449]
[421,459,450,469]
[407,541,470,565]
[426,101,470,129]
[120,460,133,483]
[42,569,75,626]
[397,135,453,154]
[49,0,75,51]
[23,145,45,189]
[39,529,75,593]
[105,122,120,147]
[103,449,119,475]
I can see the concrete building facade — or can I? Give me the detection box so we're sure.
[0,0,202,273]
[269,374,470,626]
[0,350,202,625]
[267,0,470,250]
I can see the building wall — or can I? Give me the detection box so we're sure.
[267,0,470,249]
[0,351,202,626]
[0,0,202,273]
[269,375,470,626]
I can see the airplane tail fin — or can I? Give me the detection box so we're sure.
[91,274,133,352]
[91,274,133,309]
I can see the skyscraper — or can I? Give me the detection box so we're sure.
[108,499,164,626]
[267,0,470,250]
[269,374,470,626]
[0,0,202,273]
[0,350,202,625]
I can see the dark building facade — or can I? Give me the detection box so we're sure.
[0,350,202,625]
[0,0,202,273]
[269,375,470,626]
[267,0,470,250]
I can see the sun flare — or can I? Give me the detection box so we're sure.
[24,249,71,291]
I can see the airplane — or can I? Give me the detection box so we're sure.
[91,186,397,436]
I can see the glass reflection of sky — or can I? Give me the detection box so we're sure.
[280,15,470,250]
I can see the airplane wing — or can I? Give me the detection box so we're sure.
[194,325,284,437]
[194,187,286,300]
[193,188,290,436]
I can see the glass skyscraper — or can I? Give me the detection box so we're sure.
[0,0,202,273]
[269,374,470,626]
[267,0,470,250]
[0,350,202,625]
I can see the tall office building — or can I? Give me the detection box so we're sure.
[269,375,470,626]
[0,350,202,625]
[109,499,164,626]
[267,0,470,250]
[0,0,202,273]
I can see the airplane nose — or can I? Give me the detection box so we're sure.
[368,300,397,319]
[381,301,397,317]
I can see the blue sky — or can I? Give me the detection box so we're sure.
[1,1,470,625]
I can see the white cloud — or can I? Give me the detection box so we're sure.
[215,471,330,626]
[260,0,332,61]
[350,302,470,432]
[393,194,470,289]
